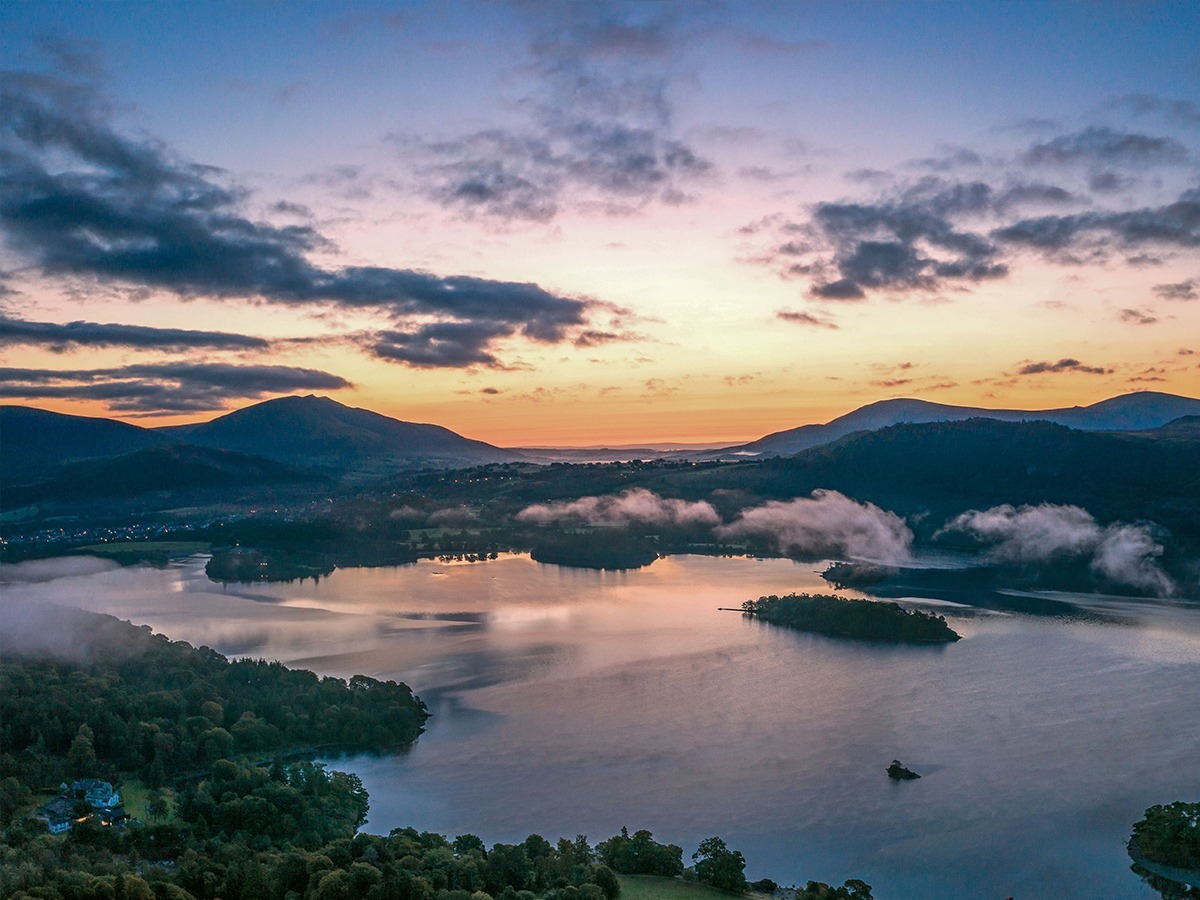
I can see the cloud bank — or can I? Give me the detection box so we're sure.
[0,72,603,370]
[0,314,271,352]
[0,362,352,413]
[940,503,1174,595]
[716,490,914,565]
[517,488,719,527]
[750,123,1199,303]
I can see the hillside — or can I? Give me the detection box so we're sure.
[673,418,1200,539]
[0,444,317,509]
[0,406,169,483]
[157,394,523,475]
[715,391,1200,458]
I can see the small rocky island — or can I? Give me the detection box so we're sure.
[738,593,961,644]
[887,760,921,781]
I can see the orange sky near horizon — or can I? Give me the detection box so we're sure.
[2,2,1199,446]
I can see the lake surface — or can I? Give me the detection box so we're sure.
[5,552,1200,899]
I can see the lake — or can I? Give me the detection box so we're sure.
[5,552,1199,899]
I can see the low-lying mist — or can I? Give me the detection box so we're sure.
[517,488,720,527]
[514,488,1189,597]
[716,490,915,565]
[939,503,1175,596]
[0,556,119,584]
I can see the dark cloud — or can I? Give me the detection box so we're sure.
[0,314,270,352]
[368,321,506,368]
[750,174,1109,299]
[994,183,1080,208]
[776,309,838,328]
[809,278,866,300]
[1087,170,1136,194]
[748,120,1200,302]
[0,362,352,414]
[1016,358,1111,376]
[410,8,710,221]
[1109,94,1200,128]
[1153,278,1198,301]
[571,328,644,346]
[1118,308,1158,325]
[797,182,1008,298]
[0,73,604,368]
[1022,127,1189,167]
[992,190,1200,256]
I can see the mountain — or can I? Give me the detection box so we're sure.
[0,406,170,483]
[156,394,523,476]
[1,444,316,509]
[671,418,1200,543]
[712,391,1200,458]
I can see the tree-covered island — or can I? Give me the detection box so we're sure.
[738,594,960,644]
[1128,802,1200,897]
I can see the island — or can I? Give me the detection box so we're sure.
[738,593,961,644]
[1128,801,1200,895]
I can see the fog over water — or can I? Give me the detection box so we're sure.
[4,553,1199,899]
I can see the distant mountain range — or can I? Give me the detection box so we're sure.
[3,392,1198,507]
[1,395,522,489]
[707,391,1200,459]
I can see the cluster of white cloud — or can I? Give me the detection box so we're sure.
[517,489,1180,595]
[940,503,1174,595]
[715,489,914,565]
[517,488,911,565]
[517,488,720,527]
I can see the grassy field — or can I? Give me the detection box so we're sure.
[617,875,766,900]
[118,778,176,823]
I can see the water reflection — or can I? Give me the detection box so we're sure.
[3,553,1198,899]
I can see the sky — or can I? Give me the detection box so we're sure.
[1,0,1198,446]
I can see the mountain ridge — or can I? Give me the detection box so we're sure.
[155,394,523,473]
[0,406,171,483]
[710,391,1200,459]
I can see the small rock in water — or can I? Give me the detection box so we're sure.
[887,759,920,780]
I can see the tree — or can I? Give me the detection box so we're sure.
[593,866,620,900]
[67,723,98,775]
[692,837,747,893]
[0,776,32,822]
[147,788,171,823]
